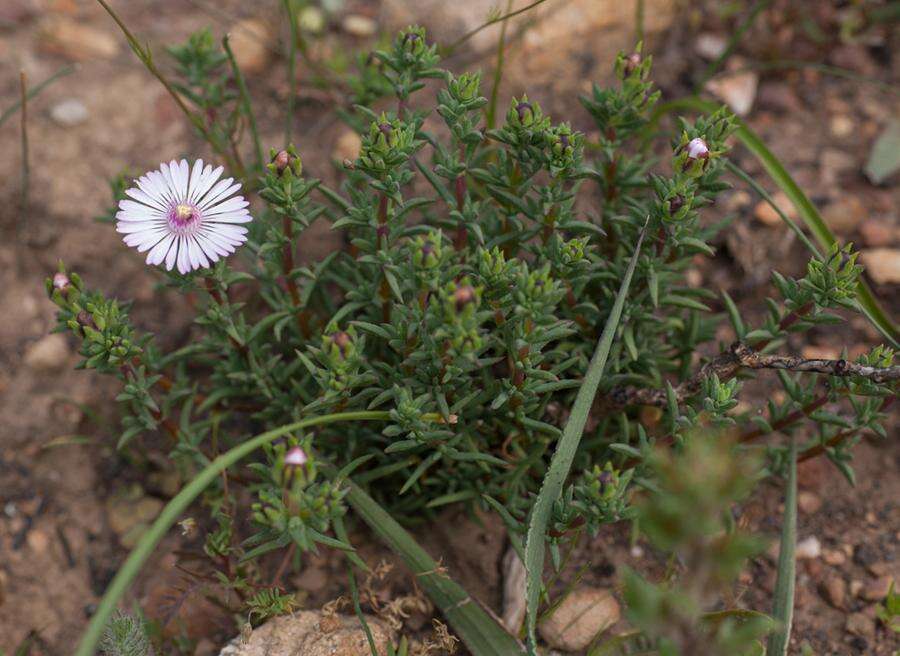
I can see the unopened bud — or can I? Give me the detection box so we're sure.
[331,331,352,357]
[76,310,95,331]
[453,285,476,311]
[515,101,532,122]
[53,272,71,292]
[285,446,308,467]
[686,137,709,160]
[668,195,685,214]
[272,150,291,173]
[378,123,393,139]
[598,469,613,492]
[624,52,642,76]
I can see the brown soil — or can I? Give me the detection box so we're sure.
[0,1,897,654]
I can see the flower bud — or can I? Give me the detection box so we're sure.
[686,137,709,160]
[623,51,642,76]
[284,446,308,467]
[53,272,71,293]
[330,330,352,357]
[668,194,685,214]
[272,150,291,173]
[452,284,476,312]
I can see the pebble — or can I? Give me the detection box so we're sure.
[106,486,163,548]
[861,248,900,284]
[26,528,49,554]
[298,6,326,34]
[725,189,752,212]
[23,334,71,372]
[50,98,89,126]
[822,575,846,609]
[795,536,821,560]
[39,17,119,60]
[845,612,875,640]
[860,576,893,601]
[501,547,527,633]
[219,611,393,656]
[538,587,620,652]
[797,491,822,514]
[694,32,727,60]
[829,114,855,138]
[753,191,797,226]
[822,195,867,232]
[706,68,758,117]
[859,218,897,247]
[229,19,271,74]
[333,130,362,163]
[342,14,377,37]
[823,549,846,566]
[850,580,864,597]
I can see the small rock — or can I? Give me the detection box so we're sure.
[797,491,822,514]
[23,334,71,372]
[39,17,119,60]
[822,575,846,609]
[342,14,377,37]
[725,189,752,212]
[298,6,326,34]
[229,19,271,74]
[219,611,393,656]
[706,69,758,117]
[849,580,864,597]
[538,587,620,652]
[859,218,897,247]
[333,130,362,163]
[753,191,797,226]
[867,562,889,577]
[861,248,900,284]
[830,115,855,138]
[26,529,49,554]
[823,549,846,566]
[796,536,821,560]
[106,486,163,549]
[501,546,527,634]
[820,148,856,187]
[50,98,89,126]
[845,612,875,640]
[694,32,727,60]
[860,576,893,601]
[822,195,866,233]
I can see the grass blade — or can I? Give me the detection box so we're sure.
[344,481,526,655]
[523,219,650,653]
[0,64,76,128]
[223,34,264,172]
[74,410,396,656]
[767,437,797,655]
[653,96,899,346]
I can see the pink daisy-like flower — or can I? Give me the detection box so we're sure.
[116,159,252,274]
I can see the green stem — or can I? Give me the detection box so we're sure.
[223,34,264,173]
[74,410,392,656]
[485,0,513,130]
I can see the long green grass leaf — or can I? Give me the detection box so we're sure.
[74,410,396,656]
[654,96,898,346]
[766,437,797,655]
[344,480,526,655]
[523,219,650,653]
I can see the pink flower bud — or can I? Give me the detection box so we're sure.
[686,137,710,160]
[284,446,308,466]
[53,272,71,292]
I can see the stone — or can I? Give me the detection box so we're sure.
[860,576,893,601]
[298,6,326,34]
[50,98,89,126]
[861,248,900,284]
[26,528,49,554]
[501,546,527,633]
[845,612,875,640]
[106,486,163,548]
[820,148,856,187]
[342,15,377,37]
[829,114,855,138]
[859,218,897,247]
[823,549,846,566]
[849,580,864,597]
[23,334,71,372]
[822,575,846,609]
[229,19,271,74]
[333,130,362,163]
[795,536,821,560]
[797,491,822,514]
[219,611,393,656]
[753,191,797,226]
[694,32,727,60]
[39,17,119,60]
[538,587,620,652]
[706,69,758,117]
[821,195,866,233]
